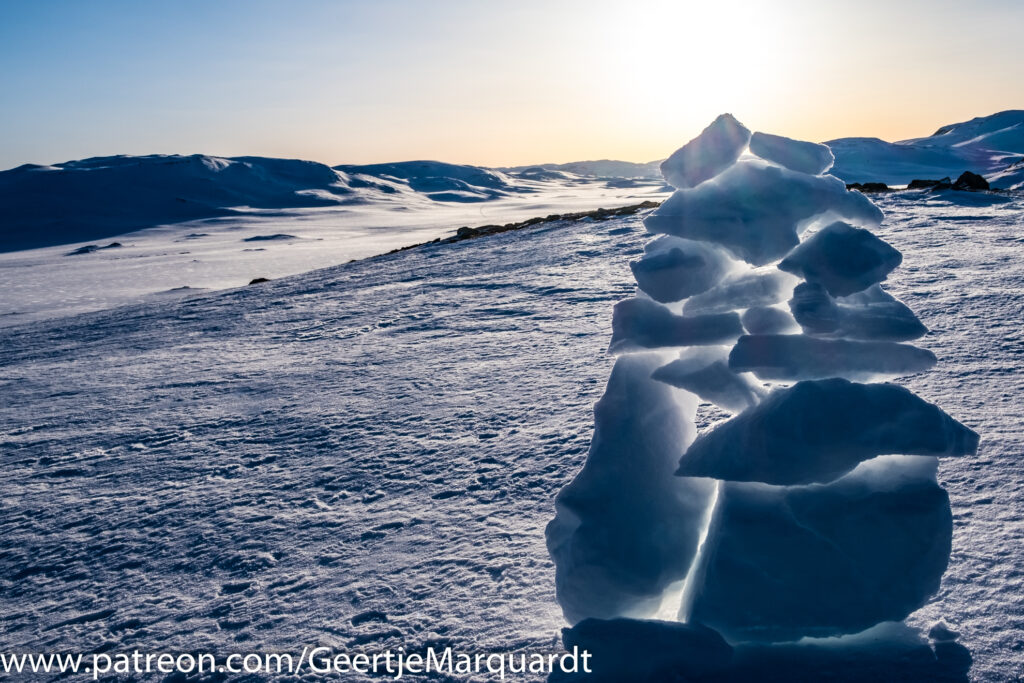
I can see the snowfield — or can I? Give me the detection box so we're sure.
[0,163,667,327]
[1,186,1022,680]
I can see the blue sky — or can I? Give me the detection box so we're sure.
[1,0,1022,169]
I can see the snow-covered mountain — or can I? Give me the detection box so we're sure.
[827,110,1024,188]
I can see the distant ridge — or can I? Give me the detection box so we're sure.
[826,110,1024,188]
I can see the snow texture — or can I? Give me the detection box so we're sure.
[728,334,937,382]
[676,378,978,484]
[750,131,835,175]
[778,221,903,297]
[0,164,669,326]
[1,112,1019,681]
[659,113,751,190]
[644,159,884,266]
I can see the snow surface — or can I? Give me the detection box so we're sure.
[2,186,1023,679]
[0,159,668,326]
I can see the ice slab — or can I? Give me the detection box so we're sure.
[778,221,902,297]
[688,456,952,642]
[749,131,835,175]
[741,305,799,335]
[553,619,969,682]
[676,378,979,485]
[652,347,765,413]
[644,160,884,266]
[728,334,936,382]
[608,298,743,354]
[629,237,731,304]
[790,282,927,341]
[834,285,928,341]
[660,113,751,190]
[683,269,798,316]
[557,617,732,681]
[546,354,716,624]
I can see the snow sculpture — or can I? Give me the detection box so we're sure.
[548,114,978,673]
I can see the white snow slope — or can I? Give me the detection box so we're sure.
[0,156,667,326]
[827,110,1024,188]
[1,190,1022,681]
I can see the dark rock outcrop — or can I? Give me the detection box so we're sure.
[952,171,989,191]
[845,182,891,193]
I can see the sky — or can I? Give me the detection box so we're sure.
[1,0,1023,170]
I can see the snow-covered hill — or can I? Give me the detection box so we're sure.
[0,154,669,254]
[335,160,524,202]
[501,159,663,180]
[0,154,374,252]
[827,110,1024,188]
[1,190,1021,681]
[0,158,668,325]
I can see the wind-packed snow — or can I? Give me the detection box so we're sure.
[650,347,765,413]
[683,269,798,315]
[739,305,798,335]
[548,115,1013,681]
[1,185,1022,681]
[629,236,731,303]
[789,281,928,341]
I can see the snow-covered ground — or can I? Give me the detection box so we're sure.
[0,160,667,326]
[1,185,1022,680]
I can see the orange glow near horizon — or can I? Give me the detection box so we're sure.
[1,0,1022,170]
